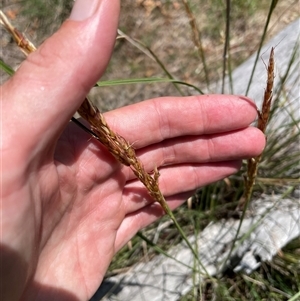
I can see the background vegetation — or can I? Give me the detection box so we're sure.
[1,0,299,300]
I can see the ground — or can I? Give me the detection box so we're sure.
[1,0,299,110]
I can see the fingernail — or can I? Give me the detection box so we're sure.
[70,0,102,21]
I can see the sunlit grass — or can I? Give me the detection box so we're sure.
[1,1,299,300]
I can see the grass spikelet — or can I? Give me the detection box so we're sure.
[239,47,275,209]
[77,98,169,212]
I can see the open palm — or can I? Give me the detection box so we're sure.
[0,1,265,301]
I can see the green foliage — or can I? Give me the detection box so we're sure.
[0,59,15,76]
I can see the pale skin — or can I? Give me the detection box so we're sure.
[0,1,266,300]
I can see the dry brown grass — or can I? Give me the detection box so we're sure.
[239,47,275,209]
[77,97,169,212]
[0,10,36,55]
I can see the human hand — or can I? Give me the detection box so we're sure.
[0,0,265,300]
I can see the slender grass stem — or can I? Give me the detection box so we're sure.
[96,77,204,94]
[0,59,15,76]
[70,117,99,139]
[117,29,185,96]
[162,205,211,277]
[136,232,195,271]
[245,0,278,95]
[181,0,210,89]
[221,0,231,94]
[288,291,300,301]
[0,10,36,55]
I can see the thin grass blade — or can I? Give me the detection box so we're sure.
[0,59,15,76]
[245,0,278,95]
[96,77,204,94]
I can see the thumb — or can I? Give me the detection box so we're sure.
[2,0,120,151]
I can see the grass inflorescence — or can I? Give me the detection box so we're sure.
[240,47,275,209]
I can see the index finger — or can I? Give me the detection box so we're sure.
[104,94,258,148]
